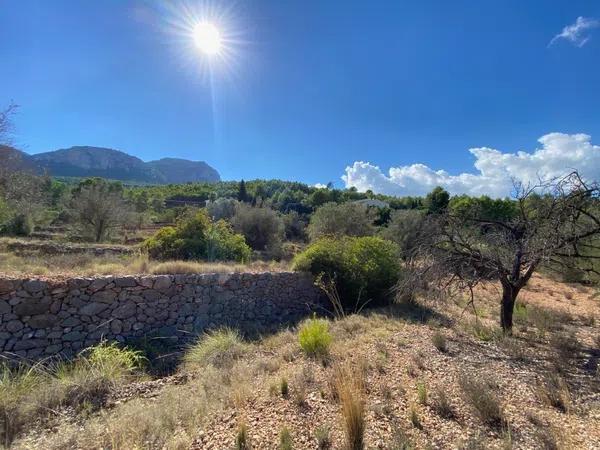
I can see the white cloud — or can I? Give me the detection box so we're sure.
[342,133,600,198]
[549,16,599,47]
[313,183,328,189]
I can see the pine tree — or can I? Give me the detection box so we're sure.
[238,179,249,203]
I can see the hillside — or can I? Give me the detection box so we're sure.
[4,146,220,184]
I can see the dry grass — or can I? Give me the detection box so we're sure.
[332,362,366,450]
[538,373,572,413]
[0,246,290,278]
[1,342,144,447]
[184,328,248,370]
[458,375,504,428]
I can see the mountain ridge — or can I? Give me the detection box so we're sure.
[1,145,220,184]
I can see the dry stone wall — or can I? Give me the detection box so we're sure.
[0,272,322,360]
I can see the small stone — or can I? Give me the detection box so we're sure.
[113,302,137,319]
[153,276,172,291]
[27,314,58,329]
[14,299,51,316]
[63,331,84,341]
[114,277,137,288]
[91,290,117,304]
[23,280,47,293]
[6,320,24,332]
[79,302,109,316]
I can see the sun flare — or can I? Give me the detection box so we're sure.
[193,22,222,55]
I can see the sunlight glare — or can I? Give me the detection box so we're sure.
[194,22,222,55]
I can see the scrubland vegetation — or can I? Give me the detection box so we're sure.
[2,274,598,449]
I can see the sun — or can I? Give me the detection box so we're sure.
[193,22,222,55]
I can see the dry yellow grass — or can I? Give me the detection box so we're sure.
[0,250,290,278]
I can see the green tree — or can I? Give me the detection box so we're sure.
[238,179,249,203]
[424,186,450,214]
[307,202,375,241]
[69,178,130,242]
[230,203,285,253]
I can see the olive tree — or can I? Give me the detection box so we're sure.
[69,178,130,242]
[307,202,375,241]
[412,172,600,333]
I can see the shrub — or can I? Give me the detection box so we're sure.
[184,329,247,369]
[459,375,504,428]
[307,202,375,241]
[2,213,34,236]
[298,318,332,358]
[143,210,251,262]
[230,203,285,253]
[294,236,401,310]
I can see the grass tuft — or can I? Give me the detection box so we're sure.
[314,425,331,449]
[184,328,247,369]
[279,426,293,450]
[298,318,332,358]
[459,375,504,428]
[333,362,366,450]
[431,331,447,352]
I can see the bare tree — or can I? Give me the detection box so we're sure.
[0,103,17,145]
[411,172,600,333]
[69,178,130,242]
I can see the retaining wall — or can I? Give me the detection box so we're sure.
[0,272,322,360]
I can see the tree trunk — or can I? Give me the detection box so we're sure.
[500,283,518,333]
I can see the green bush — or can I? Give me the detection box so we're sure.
[293,236,400,309]
[1,213,34,236]
[143,210,251,262]
[298,318,332,358]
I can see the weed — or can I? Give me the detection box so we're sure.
[417,382,427,405]
[279,427,293,450]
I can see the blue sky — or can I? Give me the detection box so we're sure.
[1,1,599,194]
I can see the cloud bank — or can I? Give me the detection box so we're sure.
[342,133,600,198]
[549,16,599,47]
